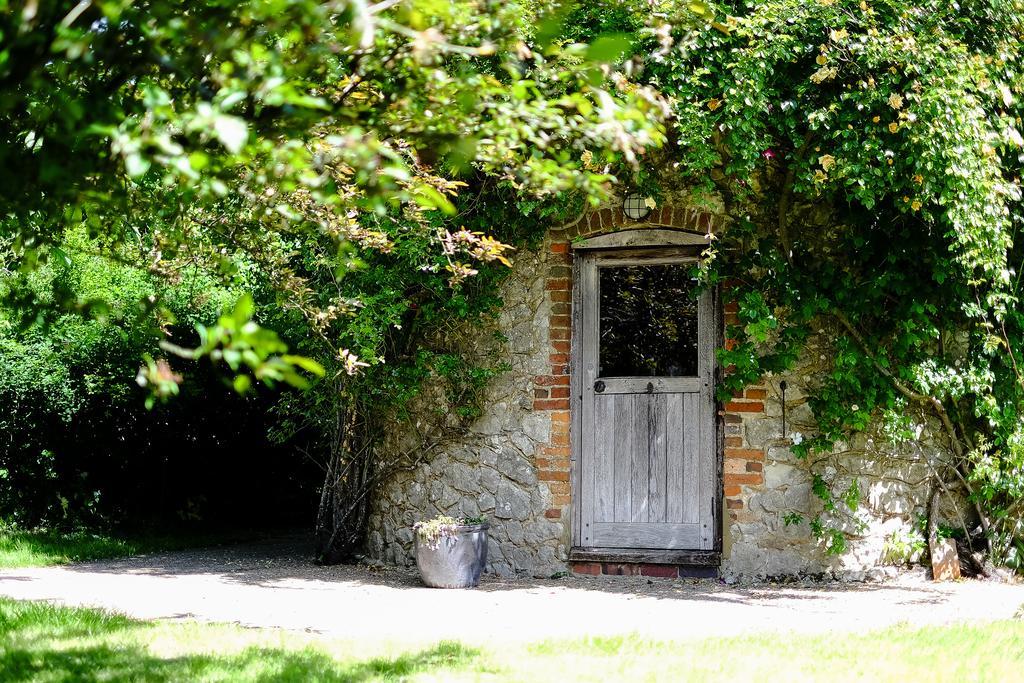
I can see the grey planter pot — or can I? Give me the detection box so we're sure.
[415,523,489,588]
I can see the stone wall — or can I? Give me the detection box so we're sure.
[720,330,949,580]
[366,203,950,580]
[366,242,571,577]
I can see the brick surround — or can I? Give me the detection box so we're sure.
[721,289,767,524]
[532,203,734,571]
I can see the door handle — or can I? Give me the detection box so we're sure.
[594,380,605,393]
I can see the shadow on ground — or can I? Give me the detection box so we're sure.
[0,598,481,682]
[38,533,954,607]
[0,642,481,683]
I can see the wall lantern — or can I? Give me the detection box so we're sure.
[622,193,653,221]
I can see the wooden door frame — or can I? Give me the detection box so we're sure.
[567,234,724,566]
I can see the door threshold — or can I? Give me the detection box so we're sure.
[569,547,721,567]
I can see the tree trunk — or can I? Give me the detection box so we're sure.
[314,396,375,565]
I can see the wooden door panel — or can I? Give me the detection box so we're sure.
[683,393,701,525]
[594,395,616,525]
[648,393,668,524]
[594,391,702,530]
[592,522,702,548]
[665,395,686,524]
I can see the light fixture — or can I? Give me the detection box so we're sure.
[622,193,652,221]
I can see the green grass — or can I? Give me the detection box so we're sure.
[0,528,258,568]
[0,598,483,682]
[1,597,1022,682]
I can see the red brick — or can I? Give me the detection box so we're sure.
[550,387,570,399]
[550,364,568,375]
[551,302,571,315]
[535,375,569,386]
[548,482,570,495]
[549,353,569,364]
[539,470,570,482]
[725,448,764,461]
[538,457,569,470]
[534,399,570,411]
[727,498,744,509]
[550,290,571,303]
[603,563,640,576]
[724,401,764,413]
[724,413,742,424]
[723,302,739,313]
[550,411,570,423]
[550,430,569,445]
[675,208,696,230]
[551,341,571,353]
[550,326,570,341]
[746,461,763,472]
[550,315,571,328]
[544,508,562,519]
[744,388,768,400]
[725,472,764,486]
[572,562,601,576]
[551,242,569,254]
[640,564,679,578]
[534,388,549,399]
[546,278,571,291]
[552,493,570,505]
[725,459,750,474]
[724,485,742,496]
[542,446,571,457]
[725,436,743,448]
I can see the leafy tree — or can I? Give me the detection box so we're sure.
[0,0,686,559]
[0,228,313,528]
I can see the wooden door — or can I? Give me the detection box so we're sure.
[574,251,716,551]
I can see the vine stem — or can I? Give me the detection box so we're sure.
[777,131,816,265]
[831,309,990,539]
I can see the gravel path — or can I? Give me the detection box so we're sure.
[1,533,1021,643]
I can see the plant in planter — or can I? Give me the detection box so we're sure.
[413,515,489,588]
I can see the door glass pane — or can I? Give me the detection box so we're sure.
[599,264,699,377]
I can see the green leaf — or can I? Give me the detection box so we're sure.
[213,115,248,154]
[232,375,252,394]
[50,247,72,268]
[411,185,456,215]
[282,355,326,377]
[586,34,632,64]
[231,294,255,326]
[124,152,150,178]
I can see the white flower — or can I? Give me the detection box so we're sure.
[791,432,804,445]
[851,404,860,412]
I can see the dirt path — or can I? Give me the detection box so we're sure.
[1,534,1021,643]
